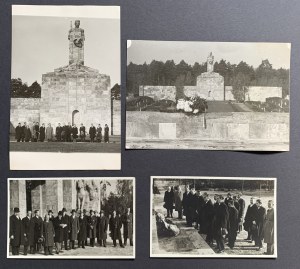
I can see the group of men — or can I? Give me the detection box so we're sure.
[14,122,110,143]
[9,207,133,256]
[164,185,275,255]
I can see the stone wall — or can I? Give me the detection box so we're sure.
[126,111,289,143]
[10,98,41,128]
[225,86,235,101]
[40,65,112,133]
[183,86,207,99]
[10,180,26,217]
[196,72,224,100]
[139,85,176,102]
[112,99,121,135]
[245,86,282,102]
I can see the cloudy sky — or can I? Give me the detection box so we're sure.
[12,15,120,86]
[127,40,290,69]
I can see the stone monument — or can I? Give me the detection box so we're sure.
[195,52,225,100]
[39,20,111,129]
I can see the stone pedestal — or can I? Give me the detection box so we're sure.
[63,180,77,212]
[40,64,111,133]
[10,180,27,217]
[196,72,224,100]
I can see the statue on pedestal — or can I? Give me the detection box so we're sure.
[68,20,85,65]
[207,52,214,73]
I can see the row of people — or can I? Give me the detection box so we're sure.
[10,207,133,256]
[164,186,274,254]
[15,122,110,143]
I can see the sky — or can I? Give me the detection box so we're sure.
[12,15,120,86]
[127,40,291,69]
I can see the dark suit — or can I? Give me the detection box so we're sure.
[31,216,43,253]
[243,204,258,240]
[69,216,79,249]
[122,213,133,246]
[186,192,197,226]
[97,216,108,246]
[213,202,229,252]
[200,200,214,243]
[15,126,22,142]
[109,215,123,247]
[56,126,62,141]
[61,214,70,250]
[89,126,96,142]
[78,216,87,248]
[22,216,31,255]
[164,190,174,217]
[253,206,266,248]
[79,126,86,141]
[228,206,239,248]
[10,215,24,255]
[88,215,97,246]
[39,126,45,142]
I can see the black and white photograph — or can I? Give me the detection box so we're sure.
[126,40,290,151]
[151,176,276,258]
[7,177,135,259]
[10,5,121,170]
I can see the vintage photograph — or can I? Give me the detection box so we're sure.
[151,176,276,258]
[126,40,290,151]
[7,177,135,259]
[10,5,121,170]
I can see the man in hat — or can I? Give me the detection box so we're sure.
[22,210,32,255]
[9,207,24,255]
[32,209,43,253]
[109,210,124,248]
[122,208,133,247]
[48,210,55,222]
[253,199,266,251]
[78,210,88,249]
[69,209,79,249]
[224,193,232,206]
[54,211,64,254]
[61,208,70,250]
[97,210,108,247]
[88,210,97,247]
[264,200,275,255]
[15,123,22,142]
[227,199,239,249]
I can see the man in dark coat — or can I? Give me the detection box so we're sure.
[200,193,214,245]
[78,211,88,248]
[71,124,78,142]
[97,210,108,247]
[21,122,26,142]
[31,210,43,253]
[39,123,46,142]
[54,211,64,254]
[15,123,22,142]
[164,186,174,218]
[227,200,239,249]
[253,199,266,250]
[186,187,197,227]
[79,123,86,142]
[43,214,55,255]
[33,122,40,142]
[66,122,72,142]
[24,125,32,142]
[182,185,190,219]
[9,207,24,255]
[196,190,205,230]
[55,123,62,142]
[109,211,124,247]
[61,208,70,250]
[22,210,32,255]
[237,193,246,233]
[224,193,232,206]
[264,200,275,255]
[89,124,96,142]
[48,210,55,222]
[104,124,109,143]
[88,210,97,247]
[62,123,67,142]
[122,208,133,247]
[212,195,229,253]
[243,197,257,241]
[69,209,79,249]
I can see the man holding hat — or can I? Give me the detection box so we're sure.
[69,209,80,249]
[9,207,24,255]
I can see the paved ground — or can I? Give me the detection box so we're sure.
[152,187,274,256]
[127,139,289,151]
[10,136,121,153]
[8,239,134,257]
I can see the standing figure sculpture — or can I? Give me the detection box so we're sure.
[68,20,85,65]
[207,52,214,73]
[77,180,86,211]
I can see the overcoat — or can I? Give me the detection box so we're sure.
[104,126,109,142]
[254,206,266,240]
[212,202,229,238]
[164,190,174,209]
[55,126,62,139]
[89,127,96,139]
[228,206,239,233]
[32,216,43,243]
[187,192,198,222]
[72,127,78,139]
[39,126,45,141]
[61,214,69,241]
[182,191,189,215]
[238,198,246,220]
[97,216,108,240]
[53,217,64,243]
[78,216,87,242]
[200,199,214,234]
[243,204,258,231]
[109,216,122,240]
[79,126,86,138]
[46,127,53,140]
[10,215,24,246]
[174,190,183,212]
[69,216,79,240]
[264,208,274,244]
[96,127,102,140]
[22,216,32,246]
[24,127,32,141]
[87,215,97,238]
[15,126,22,140]
[43,221,55,247]
[122,213,133,239]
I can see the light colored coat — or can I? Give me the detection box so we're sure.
[174,190,183,211]
[264,208,274,244]
[46,126,53,140]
